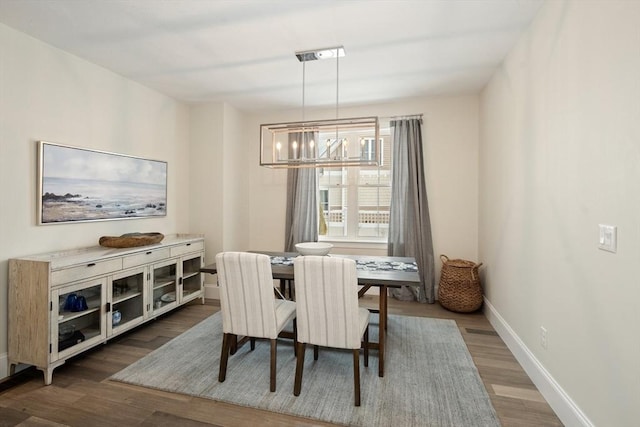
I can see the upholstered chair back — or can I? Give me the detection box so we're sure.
[216,252,279,339]
[293,256,362,349]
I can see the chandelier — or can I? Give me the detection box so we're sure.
[260,46,380,168]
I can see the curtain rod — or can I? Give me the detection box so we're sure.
[380,113,423,121]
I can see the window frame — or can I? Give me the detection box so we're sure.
[318,136,390,243]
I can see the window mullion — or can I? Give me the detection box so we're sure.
[345,166,356,239]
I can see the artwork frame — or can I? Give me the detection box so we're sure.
[37,141,168,225]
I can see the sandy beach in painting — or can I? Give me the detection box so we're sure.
[42,177,166,223]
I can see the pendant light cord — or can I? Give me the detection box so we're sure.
[335,53,340,150]
[336,53,339,120]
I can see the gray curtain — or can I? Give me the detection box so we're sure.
[285,131,319,251]
[387,118,435,303]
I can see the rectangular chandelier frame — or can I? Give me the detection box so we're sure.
[260,116,380,168]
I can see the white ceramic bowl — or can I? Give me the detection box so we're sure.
[295,242,334,256]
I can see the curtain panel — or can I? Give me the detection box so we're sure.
[387,118,435,303]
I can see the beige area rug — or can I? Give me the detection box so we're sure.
[110,312,500,427]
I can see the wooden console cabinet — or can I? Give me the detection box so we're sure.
[8,234,205,385]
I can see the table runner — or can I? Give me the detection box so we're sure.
[269,255,418,272]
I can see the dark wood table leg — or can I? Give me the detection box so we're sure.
[358,284,372,298]
[378,285,387,377]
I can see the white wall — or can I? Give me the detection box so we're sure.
[0,24,191,376]
[479,1,640,425]
[247,95,480,281]
[221,104,250,252]
[189,102,250,297]
[189,103,224,264]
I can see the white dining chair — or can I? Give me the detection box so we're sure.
[216,252,297,392]
[292,255,370,406]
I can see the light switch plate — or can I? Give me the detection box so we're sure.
[598,224,617,253]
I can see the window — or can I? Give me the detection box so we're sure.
[319,134,391,242]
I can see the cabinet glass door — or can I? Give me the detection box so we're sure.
[180,254,203,303]
[109,267,146,335]
[150,258,178,314]
[52,278,106,360]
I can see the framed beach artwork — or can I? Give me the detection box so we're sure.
[38,141,168,224]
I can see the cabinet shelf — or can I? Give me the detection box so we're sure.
[153,273,175,287]
[58,327,102,354]
[113,290,142,304]
[112,312,142,328]
[183,271,200,280]
[153,280,175,291]
[82,328,101,341]
[58,306,100,323]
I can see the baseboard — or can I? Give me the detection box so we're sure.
[204,283,219,300]
[0,352,8,380]
[483,299,594,427]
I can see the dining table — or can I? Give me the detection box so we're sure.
[200,251,421,377]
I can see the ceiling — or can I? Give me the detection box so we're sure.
[0,0,543,112]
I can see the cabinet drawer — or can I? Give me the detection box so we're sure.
[51,258,123,286]
[123,248,171,269]
[170,241,204,257]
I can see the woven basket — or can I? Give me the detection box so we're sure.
[438,254,483,313]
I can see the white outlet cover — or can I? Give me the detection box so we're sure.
[598,224,617,253]
[540,326,548,349]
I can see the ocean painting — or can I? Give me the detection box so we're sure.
[39,142,167,224]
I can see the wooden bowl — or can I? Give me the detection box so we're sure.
[99,232,164,248]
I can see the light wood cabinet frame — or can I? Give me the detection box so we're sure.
[8,234,205,385]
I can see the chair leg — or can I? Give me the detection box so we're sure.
[353,349,361,406]
[313,345,319,360]
[270,339,277,392]
[293,342,306,396]
[293,318,298,357]
[364,326,369,368]
[219,333,231,382]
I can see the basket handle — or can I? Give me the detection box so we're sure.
[471,262,483,280]
[440,254,449,264]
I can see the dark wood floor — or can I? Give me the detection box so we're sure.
[0,298,563,426]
